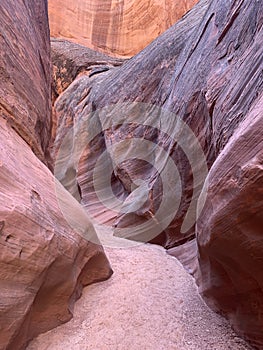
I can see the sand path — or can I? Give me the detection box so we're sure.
[27,244,253,350]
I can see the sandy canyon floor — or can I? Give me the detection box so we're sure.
[27,244,253,350]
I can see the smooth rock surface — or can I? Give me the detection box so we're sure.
[196,94,263,348]
[0,118,112,350]
[52,0,263,247]
[0,1,112,349]
[48,0,198,57]
[0,0,51,166]
[51,0,263,347]
[52,0,210,246]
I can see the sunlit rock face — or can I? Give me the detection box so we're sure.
[48,0,198,57]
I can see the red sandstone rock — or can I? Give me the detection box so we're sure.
[51,0,263,347]
[0,1,112,349]
[48,0,198,58]
[52,0,210,246]
[196,95,263,348]
[0,0,51,166]
[0,118,112,350]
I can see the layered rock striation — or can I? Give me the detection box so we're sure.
[0,0,51,166]
[51,0,263,347]
[1,0,261,348]
[196,95,263,348]
[0,118,112,350]
[48,0,198,57]
[0,1,112,349]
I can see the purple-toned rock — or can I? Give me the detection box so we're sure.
[196,95,263,348]
[52,0,210,246]
[51,0,263,347]
[51,38,124,102]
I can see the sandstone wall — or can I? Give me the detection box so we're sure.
[48,0,197,57]
[0,1,112,349]
[50,0,263,347]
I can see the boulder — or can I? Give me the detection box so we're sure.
[50,39,124,147]
[51,38,124,101]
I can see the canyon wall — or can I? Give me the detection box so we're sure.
[51,0,263,347]
[0,1,112,349]
[48,0,198,57]
[1,0,262,348]
[0,0,51,165]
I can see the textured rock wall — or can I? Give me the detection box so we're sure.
[50,39,124,145]
[51,0,211,247]
[51,0,263,347]
[0,118,112,350]
[0,1,112,349]
[196,94,263,348]
[0,0,51,166]
[48,0,198,57]
[51,39,124,102]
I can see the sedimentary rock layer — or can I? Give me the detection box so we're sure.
[50,39,124,145]
[0,0,51,166]
[52,0,210,246]
[0,118,112,350]
[51,0,263,347]
[51,38,124,101]
[48,0,198,57]
[0,1,112,349]
[196,95,263,349]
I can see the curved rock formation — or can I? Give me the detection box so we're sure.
[48,0,198,57]
[53,1,211,247]
[196,95,263,348]
[51,0,263,347]
[50,39,124,145]
[0,118,112,350]
[0,1,112,349]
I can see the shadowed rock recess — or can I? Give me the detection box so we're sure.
[51,0,263,348]
[0,1,112,349]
